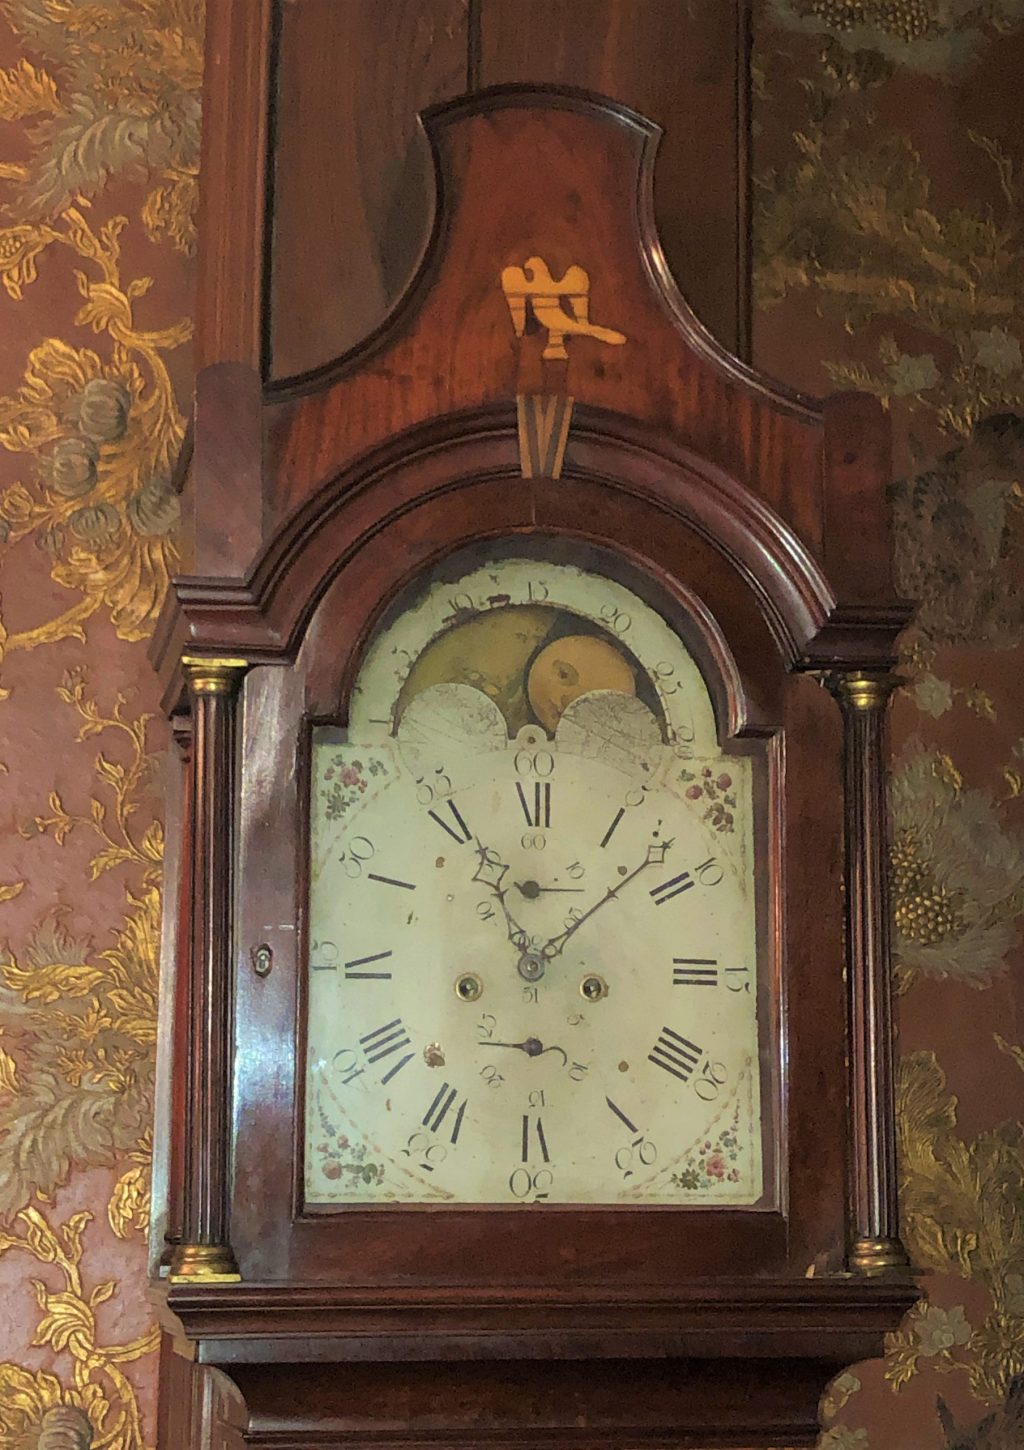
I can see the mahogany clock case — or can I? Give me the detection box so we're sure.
[153,80,916,1445]
[216,446,835,1293]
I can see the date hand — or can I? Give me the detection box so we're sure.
[540,838,673,961]
[481,1036,568,1065]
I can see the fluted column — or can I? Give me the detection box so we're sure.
[828,670,910,1277]
[162,714,193,1266]
[168,657,248,1285]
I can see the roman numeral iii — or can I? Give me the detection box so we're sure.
[648,1026,702,1083]
[673,958,718,986]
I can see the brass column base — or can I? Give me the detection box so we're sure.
[168,1242,241,1285]
[849,1235,911,1278]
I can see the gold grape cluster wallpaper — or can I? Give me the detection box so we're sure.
[755,0,1024,1444]
[0,0,1021,1446]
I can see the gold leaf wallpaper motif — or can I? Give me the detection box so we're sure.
[0,1,1021,1446]
[755,1,1024,1443]
[0,1,200,1446]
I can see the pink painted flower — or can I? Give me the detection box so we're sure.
[706,1152,726,1179]
[717,773,732,790]
[686,784,702,800]
[341,766,360,786]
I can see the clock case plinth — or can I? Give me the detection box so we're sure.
[151,86,916,1448]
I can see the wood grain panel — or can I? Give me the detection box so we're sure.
[269,0,467,379]
[479,0,750,355]
[267,0,748,378]
[198,0,275,370]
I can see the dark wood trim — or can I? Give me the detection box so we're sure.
[735,0,753,362]
[260,85,814,413]
[197,0,275,371]
[167,1276,919,1367]
[154,409,854,703]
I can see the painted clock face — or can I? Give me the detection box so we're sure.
[303,553,770,1207]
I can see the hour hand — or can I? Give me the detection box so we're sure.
[472,841,528,950]
[513,879,584,898]
[472,841,509,893]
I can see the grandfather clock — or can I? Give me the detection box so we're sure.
[151,5,916,1446]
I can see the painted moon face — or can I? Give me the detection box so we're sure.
[527,634,636,730]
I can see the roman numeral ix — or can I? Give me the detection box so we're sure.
[648,1026,702,1084]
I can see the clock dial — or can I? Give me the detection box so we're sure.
[304,556,767,1207]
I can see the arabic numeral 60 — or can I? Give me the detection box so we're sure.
[508,1167,554,1201]
[515,749,554,778]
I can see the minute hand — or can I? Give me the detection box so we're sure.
[540,840,672,960]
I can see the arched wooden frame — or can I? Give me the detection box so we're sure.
[215,429,847,1311]
[173,408,837,670]
[293,529,782,1216]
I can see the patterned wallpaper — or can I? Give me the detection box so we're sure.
[0,2,1021,1448]
[754,2,1024,1445]
[0,2,199,1447]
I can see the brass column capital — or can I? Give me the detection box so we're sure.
[169,1242,241,1286]
[826,669,901,712]
[182,655,250,696]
